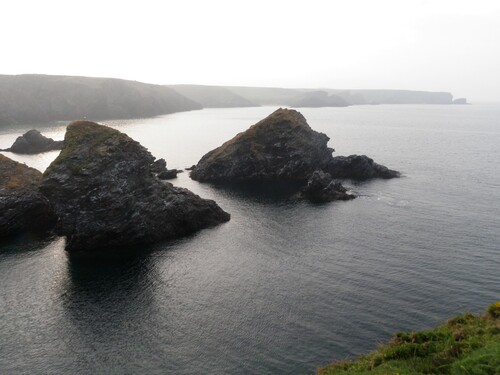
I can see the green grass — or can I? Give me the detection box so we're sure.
[318,302,500,375]
[43,120,127,176]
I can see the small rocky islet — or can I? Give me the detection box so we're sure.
[1,129,63,154]
[190,108,399,202]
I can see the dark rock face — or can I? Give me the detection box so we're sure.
[40,121,229,252]
[191,108,334,182]
[150,158,167,173]
[0,155,56,237]
[327,155,400,180]
[3,129,63,154]
[158,169,179,180]
[301,170,355,203]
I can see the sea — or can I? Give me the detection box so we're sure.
[0,104,499,374]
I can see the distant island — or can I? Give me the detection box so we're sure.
[0,74,467,126]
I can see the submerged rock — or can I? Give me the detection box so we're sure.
[191,108,334,182]
[327,155,400,180]
[0,154,56,237]
[2,129,63,154]
[40,121,229,252]
[301,170,355,203]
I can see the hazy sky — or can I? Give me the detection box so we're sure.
[1,0,499,101]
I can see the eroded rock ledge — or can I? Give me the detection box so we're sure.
[2,129,63,154]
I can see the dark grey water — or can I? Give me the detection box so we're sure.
[1,105,499,374]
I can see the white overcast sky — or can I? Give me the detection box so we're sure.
[1,0,499,101]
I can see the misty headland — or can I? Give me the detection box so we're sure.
[0,74,467,127]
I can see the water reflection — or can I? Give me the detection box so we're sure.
[0,232,60,256]
[208,180,304,204]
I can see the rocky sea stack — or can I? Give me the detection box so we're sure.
[2,129,63,154]
[191,108,334,182]
[191,108,399,183]
[0,154,56,237]
[40,121,229,252]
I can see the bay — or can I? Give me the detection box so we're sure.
[0,104,499,374]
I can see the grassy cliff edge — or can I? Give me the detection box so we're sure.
[318,302,500,375]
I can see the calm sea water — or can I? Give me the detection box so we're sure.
[1,105,499,374]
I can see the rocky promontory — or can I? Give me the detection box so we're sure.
[191,108,399,184]
[191,108,335,182]
[2,129,63,154]
[40,121,229,251]
[0,154,56,237]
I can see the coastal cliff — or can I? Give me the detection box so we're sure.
[0,74,202,125]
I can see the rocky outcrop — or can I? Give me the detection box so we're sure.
[327,155,400,180]
[150,158,167,173]
[2,129,63,154]
[149,158,181,180]
[191,108,334,182]
[191,108,399,184]
[301,170,355,203]
[0,155,56,237]
[40,121,229,252]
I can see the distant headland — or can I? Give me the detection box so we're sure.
[0,74,467,126]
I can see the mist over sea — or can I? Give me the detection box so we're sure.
[1,104,499,374]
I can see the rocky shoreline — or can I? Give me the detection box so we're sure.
[1,109,400,250]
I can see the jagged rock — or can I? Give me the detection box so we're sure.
[2,129,63,154]
[158,169,179,180]
[185,165,196,171]
[301,170,355,203]
[191,108,334,182]
[40,121,229,252]
[0,155,57,237]
[150,158,167,173]
[327,155,400,180]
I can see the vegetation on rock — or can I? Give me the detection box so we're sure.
[318,302,500,375]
